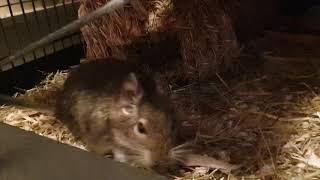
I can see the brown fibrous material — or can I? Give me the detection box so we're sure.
[78,0,240,80]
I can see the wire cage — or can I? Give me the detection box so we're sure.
[0,0,83,71]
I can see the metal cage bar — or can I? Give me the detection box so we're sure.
[6,0,27,68]
[30,0,48,60]
[18,0,37,66]
[0,0,82,71]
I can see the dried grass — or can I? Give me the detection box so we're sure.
[276,96,320,179]
[78,0,168,59]
[1,59,320,179]
[0,71,86,150]
[164,59,320,179]
[79,0,240,80]
[175,0,239,80]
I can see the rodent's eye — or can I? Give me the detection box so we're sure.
[137,122,147,134]
[134,118,148,136]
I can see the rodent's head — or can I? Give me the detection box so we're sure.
[110,73,184,172]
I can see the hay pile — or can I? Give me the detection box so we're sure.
[78,0,240,80]
[1,56,320,179]
[276,96,320,179]
[0,72,86,150]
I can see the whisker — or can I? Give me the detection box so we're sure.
[170,141,195,151]
[171,155,186,162]
[170,142,195,159]
[171,148,194,155]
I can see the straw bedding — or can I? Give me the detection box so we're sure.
[1,59,320,179]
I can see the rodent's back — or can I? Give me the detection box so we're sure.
[55,59,138,132]
[54,58,170,139]
[61,59,137,93]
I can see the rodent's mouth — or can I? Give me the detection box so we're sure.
[111,129,185,170]
[112,145,179,171]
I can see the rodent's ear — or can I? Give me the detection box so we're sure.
[119,73,144,105]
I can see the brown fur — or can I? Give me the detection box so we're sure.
[55,58,181,170]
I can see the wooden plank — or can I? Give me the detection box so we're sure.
[0,123,168,180]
